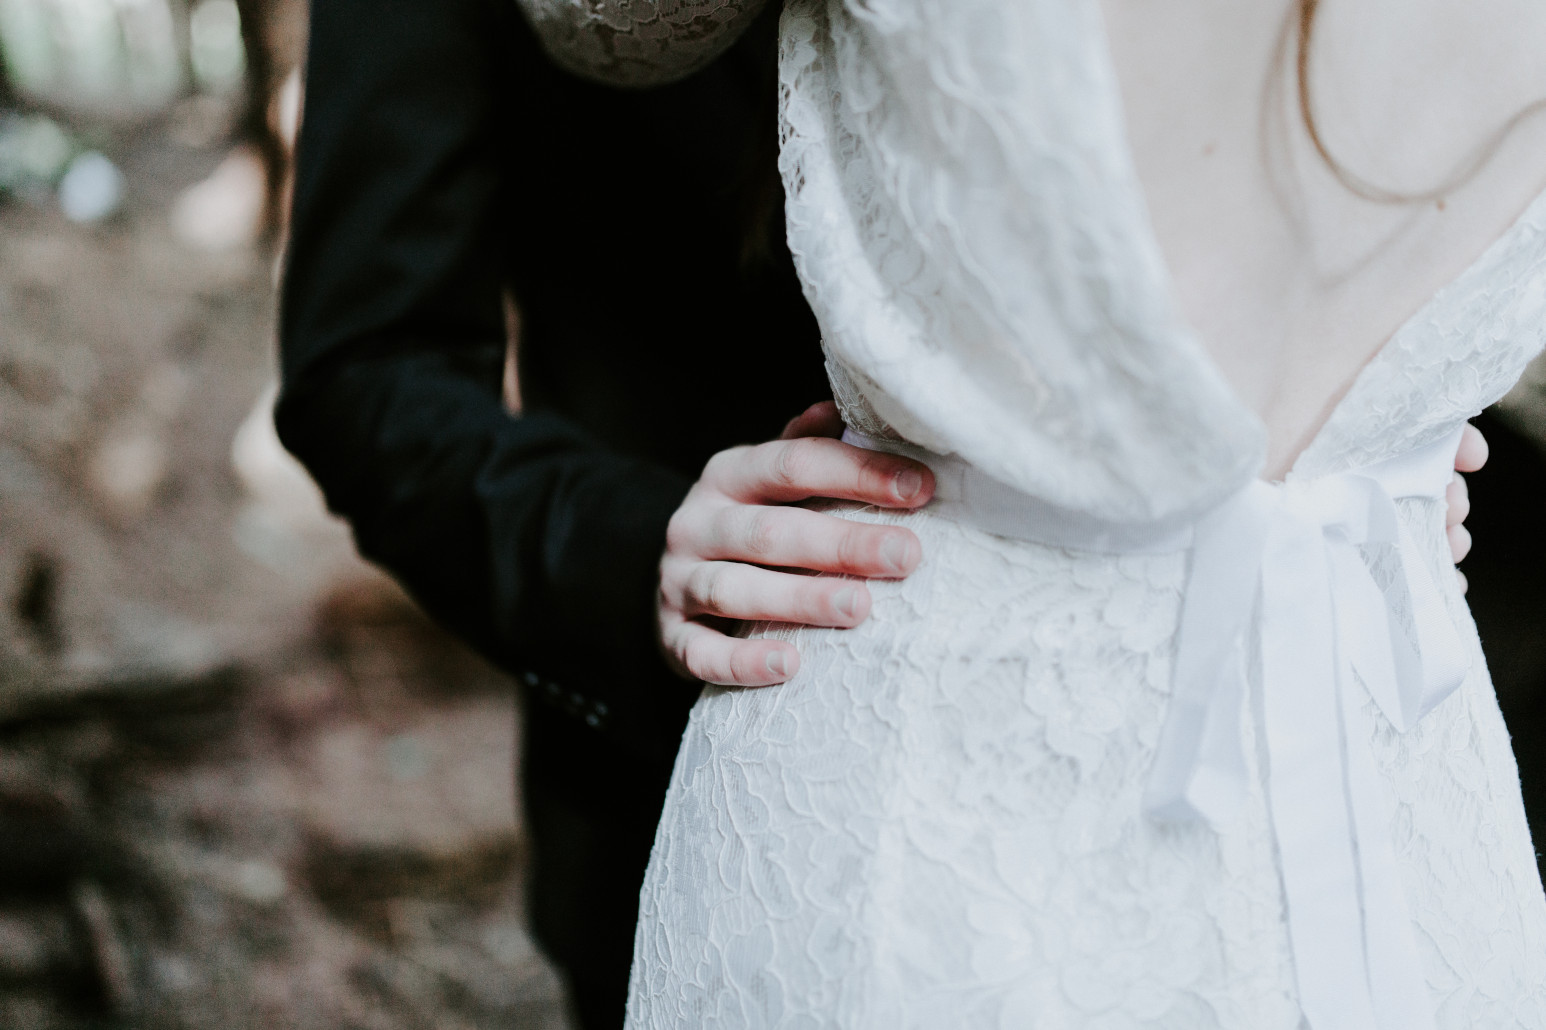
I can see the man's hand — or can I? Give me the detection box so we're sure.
[657,402,935,687]
[1448,421,1488,590]
[660,411,1488,686]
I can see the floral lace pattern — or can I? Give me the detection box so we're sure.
[511,0,767,85]
[777,0,1266,523]
[628,499,1546,1027]
[506,0,1546,1024]
[1292,194,1546,479]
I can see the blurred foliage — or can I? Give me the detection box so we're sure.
[0,0,243,120]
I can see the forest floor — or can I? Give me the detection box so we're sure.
[0,103,571,1030]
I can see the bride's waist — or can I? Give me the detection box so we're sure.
[840,427,1459,560]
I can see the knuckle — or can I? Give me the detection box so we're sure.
[703,446,747,485]
[686,565,726,614]
[657,561,687,606]
[834,524,869,570]
[725,645,752,681]
[769,441,809,489]
[664,515,692,555]
[855,448,898,491]
[670,632,696,670]
[804,579,843,622]
[741,509,781,560]
[675,634,719,683]
[706,506,739,552]
[682,649,712,683]
[665,501,708,554]
[729,644,767,684]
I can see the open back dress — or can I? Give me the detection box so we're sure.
[513,0,1546,1024]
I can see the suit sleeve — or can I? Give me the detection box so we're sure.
[277,0,697,758]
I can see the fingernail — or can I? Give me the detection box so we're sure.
[766,651,787,677]
[833,587,857,619]
[894,468,924,501]
[882,535,909,574]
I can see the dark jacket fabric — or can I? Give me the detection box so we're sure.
[278,3,825,1023]
[278,0,825,766]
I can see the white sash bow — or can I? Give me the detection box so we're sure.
[842,426,1472,1030]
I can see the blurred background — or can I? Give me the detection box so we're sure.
[0,1,1543,1027]
[0,0,571,1026]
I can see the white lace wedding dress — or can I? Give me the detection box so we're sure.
[518,0,1546,1025]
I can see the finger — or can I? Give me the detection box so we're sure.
[705,504,922,577]
[664,615,800,687]
[1447,523,1472,564]
[1456,569,1469,594]
[1456,422,1488,473]
[677,561,872,627]
[779,400,845,441]
[1445,473,1470,527]
[709,436,935,508]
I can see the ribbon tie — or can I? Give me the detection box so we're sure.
[841,425,1473,1029]
[1145,426,1471,1030]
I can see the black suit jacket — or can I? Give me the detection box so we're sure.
[278,0,826,787]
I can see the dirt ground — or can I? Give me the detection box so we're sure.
[0,107,572,1029]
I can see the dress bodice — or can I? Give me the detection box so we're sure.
[511,0,1546,493]
[778,0,1546,520]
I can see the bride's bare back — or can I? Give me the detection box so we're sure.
[509,4,1546,1026]
[1103,0,1546,476]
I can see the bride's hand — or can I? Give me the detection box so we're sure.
[1448,421,1487,591]
[657,401,935,687]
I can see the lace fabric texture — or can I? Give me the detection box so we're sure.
[510,0,766,85]
[505,0,1546,1024]
[629,500,1546,1028]
[777,0,1268,523]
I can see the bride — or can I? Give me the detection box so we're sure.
[518,0,1546,1025]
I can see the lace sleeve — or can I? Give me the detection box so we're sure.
[512,0,769,86]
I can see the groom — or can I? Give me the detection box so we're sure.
[278,1,934,1027]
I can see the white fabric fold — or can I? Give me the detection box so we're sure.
[841,425,1472,1030]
